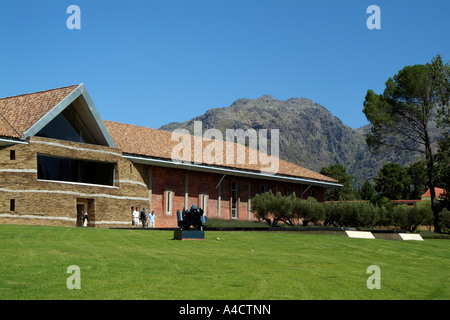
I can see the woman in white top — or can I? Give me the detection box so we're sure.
[133,207,140,228]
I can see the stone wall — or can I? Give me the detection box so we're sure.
[1,136,326,228]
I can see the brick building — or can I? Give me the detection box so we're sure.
[0,84,341,228]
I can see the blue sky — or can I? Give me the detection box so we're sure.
[0,0,449,130]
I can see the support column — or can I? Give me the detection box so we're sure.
[248,179,252,220]
[216,174,226,219]
[184,170,189,210]
[218,184,221,219]
[147,166,153,210]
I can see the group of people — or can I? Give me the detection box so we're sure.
[131,206,156,228]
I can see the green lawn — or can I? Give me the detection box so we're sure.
[0,224,448,300]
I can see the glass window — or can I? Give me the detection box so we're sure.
[37,154,114,186]
[36,105,98,144]
[260,185,266,194]
[231,181,238,218]
[165,191,173,215]
[200,193,208,216]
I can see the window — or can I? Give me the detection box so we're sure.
[231,182,238,219]
[200,193,208,216]
[10,150,16,160]
[35,105,98,144]
[287,188,292,196]
[260,185,266,194]
[165,191,173,215]
[10,199,15,212]
[37,154,115,186]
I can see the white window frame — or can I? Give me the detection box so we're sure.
[231,181,238,219]
[200,193,208,216]
[165,190,173,215]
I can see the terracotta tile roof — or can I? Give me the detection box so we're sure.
[104,120,338,183]
[0,85,337,184]
[0,114,19,139]
[0,85,78,139]
[422,187,447,199]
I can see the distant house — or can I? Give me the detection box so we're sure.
[0,84,341,228]
[421,187,447,201]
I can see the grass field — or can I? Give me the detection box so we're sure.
[0,224,448,300]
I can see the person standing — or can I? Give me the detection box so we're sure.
[148,209,156,228]
[140,207,147,228]
[82,212,90,227]
[133,207,140,228]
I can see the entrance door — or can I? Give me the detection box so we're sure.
[76,199,95,227]
[76,203,86,227]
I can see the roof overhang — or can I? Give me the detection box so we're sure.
[0,137,28,146]
[23,84,116,148]
[124,154,343,189]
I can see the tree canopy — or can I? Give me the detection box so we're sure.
[363,54,449,232]
[374,163,411,200]
[320,164,355,201]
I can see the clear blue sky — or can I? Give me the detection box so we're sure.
[1,0,449,130]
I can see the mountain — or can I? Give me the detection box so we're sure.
[159,95,420,187]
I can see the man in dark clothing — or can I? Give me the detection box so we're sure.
[140,208,147,228]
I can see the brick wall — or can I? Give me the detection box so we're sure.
[1,136,326,228]
[0,136,149,228]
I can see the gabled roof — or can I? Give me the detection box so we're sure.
[422,187,447,199]
[104,120,339,185]
[0,85,78,139]
[0,84,115,147]
[0,85,340,187]
[0,114,19,139]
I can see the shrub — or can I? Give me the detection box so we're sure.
[251,191,274,226]
[251,191,296,227]
[415,200,435,231]
[271,192,296,227]
[324,201,381,228]
[294,197,325,227]
[356,202,380,228]
[323,202,340,227]
[438,209,450,233]
[391,205,431,232]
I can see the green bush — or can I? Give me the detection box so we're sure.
[438,208,450,233]
[391,205,432,232]
[323,201,382,228]
[250,191,297,227]
[252,193,437,231]
[251,191,275,226]
[294,197,325,227]
[415,200,435,231]
[271,192,296,227]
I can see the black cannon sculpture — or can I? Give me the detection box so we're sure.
[174,204,207,240]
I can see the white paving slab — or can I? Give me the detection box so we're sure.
[345,231,375,239]
[399,233,424,241]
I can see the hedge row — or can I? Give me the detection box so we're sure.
[251,191,450,232]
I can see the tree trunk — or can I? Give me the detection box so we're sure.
[272,218,279,227]
[424,129,441,233]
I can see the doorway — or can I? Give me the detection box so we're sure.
[76,199,94,227]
